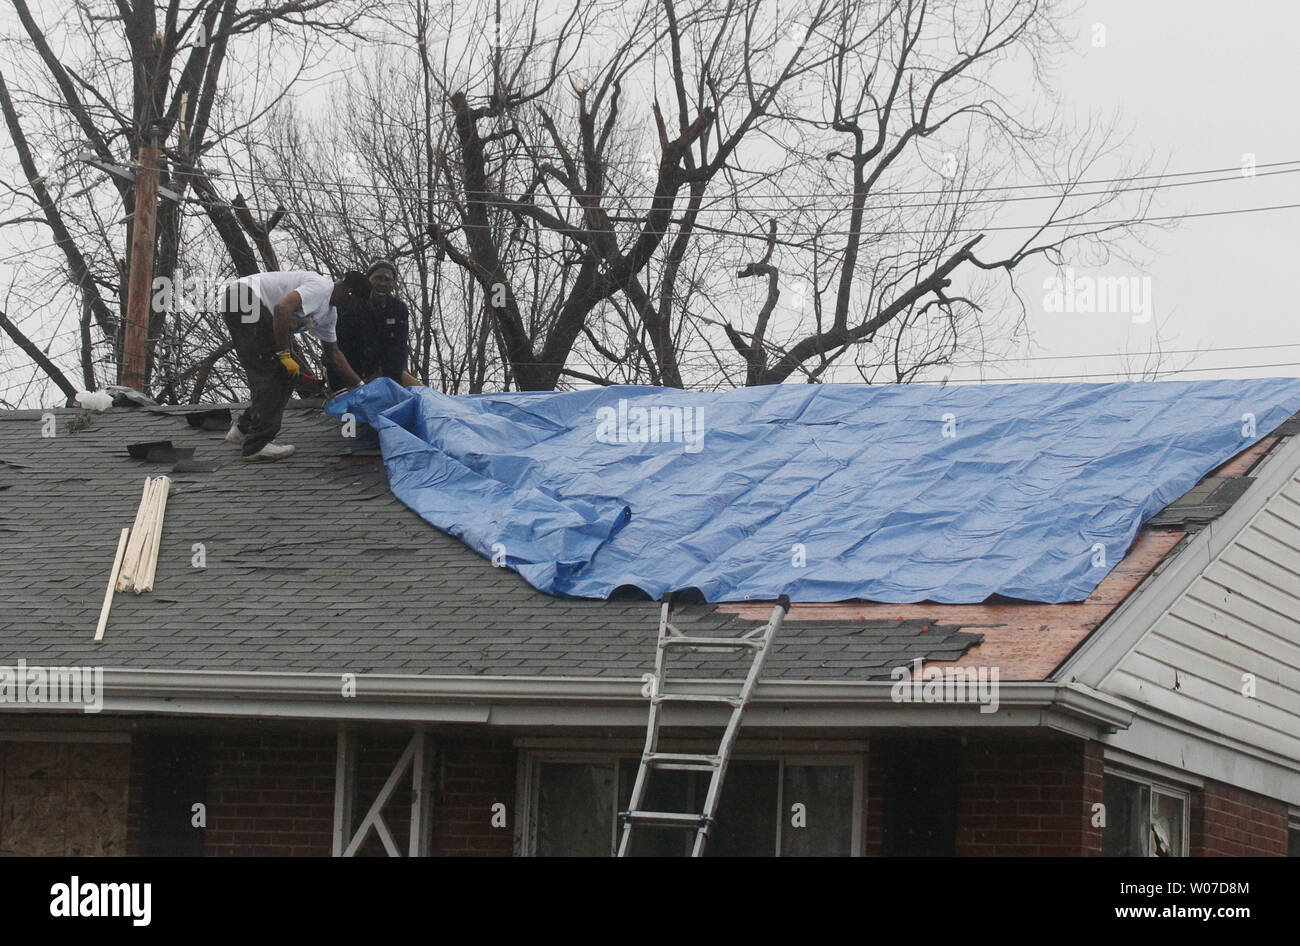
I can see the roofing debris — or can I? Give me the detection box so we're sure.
[182,407,233,431]
[94,529,129,643]
[126,439,219,473]
[95,475,171,642]
[127,441,194,462]
[75,390,114,412]
[117,475,171,594]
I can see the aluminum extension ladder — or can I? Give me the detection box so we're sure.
[617,594,791,857]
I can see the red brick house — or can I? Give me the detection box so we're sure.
[1,399,1297,856]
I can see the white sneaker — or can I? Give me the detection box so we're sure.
[241,442,295,462]
[224,425,245,445]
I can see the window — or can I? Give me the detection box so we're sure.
[535,761,615,857]
[524,753,861,856]
[1102,772,1188,857]
[1288,821,1299,857]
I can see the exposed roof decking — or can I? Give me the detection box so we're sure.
[723,529,1185,680]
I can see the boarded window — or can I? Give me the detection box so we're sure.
[615,759,696,857]
[782,764,855,857]
[702,761,778,857]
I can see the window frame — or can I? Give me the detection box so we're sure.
[518,748,865,857]
[1102,766,1191,858]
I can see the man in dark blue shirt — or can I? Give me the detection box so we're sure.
[327,259,420,390]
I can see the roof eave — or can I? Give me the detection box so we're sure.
[0,668,1135,736]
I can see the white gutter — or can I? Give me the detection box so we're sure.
[0,668,1135,735]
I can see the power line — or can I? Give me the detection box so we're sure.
[25,153,1298,262]
[677,165,1300,213]
[902,361,1300,384]
[0,238,94,266]
[7,339,1299,403]
[162,186,1300,246]
[160,156,1300,204]
[672,199,1300,243]
[947,341,1300,367]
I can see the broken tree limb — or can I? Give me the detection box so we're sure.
[0,307,79,404]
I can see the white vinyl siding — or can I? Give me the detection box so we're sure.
[1104,472,1300,763]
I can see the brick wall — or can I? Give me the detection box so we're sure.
[15,727,1294,857]
[123,727,516,857]
[863,742,884,856]
[954,738,1104,856]
[202,729,336,857]
[430,735,515,856]
[1189,778,1289,857]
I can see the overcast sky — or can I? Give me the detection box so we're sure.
[929,0,1300,384]
[2,0,1298,401]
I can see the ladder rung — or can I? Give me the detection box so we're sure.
[653,761,719,772]
[645,751,720,772]
[619,810,711,828]
[652,692,742,706]
[646,752,719,764]
[663,636,761,649]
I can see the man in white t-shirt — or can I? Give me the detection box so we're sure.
[218,270,369,461]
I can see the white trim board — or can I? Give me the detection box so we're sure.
[1094,695,1300,808]
[1102,746,1205,789]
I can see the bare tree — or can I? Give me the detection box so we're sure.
[711,0,1166,386]
[0,0,375,404]
[253,0,844,390]
[252,37,506,392]
[261,0,1163,394]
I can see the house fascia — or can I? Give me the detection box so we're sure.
[0,669,1134,738]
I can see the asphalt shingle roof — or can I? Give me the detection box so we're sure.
[0,402,982,679]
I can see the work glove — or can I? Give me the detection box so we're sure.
[276,351,301,379]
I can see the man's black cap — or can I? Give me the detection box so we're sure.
[367,258,398,279]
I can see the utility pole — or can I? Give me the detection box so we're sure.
[122,124,161,392]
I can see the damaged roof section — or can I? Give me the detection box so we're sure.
[1147,476,1254,531]
[723,407,1300,680]
[328,377,1300,603]
[0,404,980,681]
[1,399,1293,687]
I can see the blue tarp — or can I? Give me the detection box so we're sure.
[327,378,1300,604]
